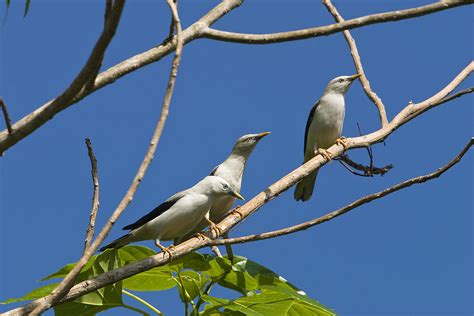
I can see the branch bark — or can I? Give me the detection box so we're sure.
[83,138,100,254]
[202,0,472,44]
[209,138,473,246]
[6,62,472,315]
[322,0,388,127]
[24,1,184,315]
[0,0,470,154]
[0,0,125,156]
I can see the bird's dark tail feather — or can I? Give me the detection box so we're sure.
[294,169,319,202]
[99,233,131,252]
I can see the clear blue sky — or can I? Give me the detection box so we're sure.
[1,0,472,315]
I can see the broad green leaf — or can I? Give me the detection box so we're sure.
[0,283,58,304]
[41,254,97,281]
[123,267,175,291]
[118,245,156,264]
[168,252,208,272]
[176,270,207,302]
[217,268,258,294]
[201,295,262,316]
[54,302,119,316]
[200,256,232,280]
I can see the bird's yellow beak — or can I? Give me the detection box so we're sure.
[231,190,245,201]
[256,131,271,139]
[349,73,362,80]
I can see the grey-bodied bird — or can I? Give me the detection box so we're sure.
[100,175,244,256]
[294,74,361,202]
[180,132,270,243]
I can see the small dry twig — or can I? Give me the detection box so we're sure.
[83,138,100,254]
[209,138,473,246]
[322,0,389,127]
[0,96,13,134]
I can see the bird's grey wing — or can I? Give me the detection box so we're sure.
[122,192,186,231]
[303,100,320,153]
[209,165,219,176]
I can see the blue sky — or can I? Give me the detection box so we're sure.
[1,0,472,315]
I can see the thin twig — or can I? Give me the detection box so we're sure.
[1,0,470,154]
[7,63,472,315]
[209,138,473,246]
[0,97,13,134]
[322,0,389,127]
[25,1,183,315]
[83,138,100,255]
[336,154,393,177]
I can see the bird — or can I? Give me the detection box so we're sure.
[179,132,270,243]
[294,74,361,202]
[100,175,244,257]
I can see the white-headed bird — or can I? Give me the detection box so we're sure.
[100,175,244,257]
[180,132,270,243]
[294,74,361,202]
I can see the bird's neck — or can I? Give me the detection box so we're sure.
[217,151,249,190]
[320,91,345,105]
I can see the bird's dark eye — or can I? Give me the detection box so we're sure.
[223,184,229,190]
[338,79,344,83]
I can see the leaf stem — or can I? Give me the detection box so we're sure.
[122,289,163,315]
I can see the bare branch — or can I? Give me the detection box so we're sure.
[1,0,469,155]
[0,0,125,156]
[210,138,473,246]
[202,0,472,44]
[6,63,472,315]
[24,1,185,315]
[83,138,100,254]
[336,154,393,177]
[0,97,13,134]
[322,0,388,127]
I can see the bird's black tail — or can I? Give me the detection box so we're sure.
[99,233,131,252]
[294,169,319,202]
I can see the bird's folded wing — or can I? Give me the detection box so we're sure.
[122,192,186,230]
[304,100,320,154]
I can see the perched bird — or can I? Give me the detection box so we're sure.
[180,132,270,243]
[100,176,244,256]
[294,74,361,202]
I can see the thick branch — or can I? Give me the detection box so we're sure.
[24,1,185,315]
[1,0,470,154]
[202,0,472,44]
[6,63,472,315]
[0,97,13,134]
[210,138,473,246]
[0,0,125,155]
[322,0,389,127]
[83,138,100,254]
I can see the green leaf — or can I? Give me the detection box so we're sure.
[200,256,233,281]
[0,283,58,304]
[23,0,30,17]
[123,267,176,291]
[6,0,11,8]
[176,270,207,302]
[54,302,119,316]
[201,295,263,316]
[168,252,208,272]
[41,254,97,281]
[118,245,156,264]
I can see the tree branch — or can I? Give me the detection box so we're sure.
[336,154,393,177]
[209,138,473,246]
[83,138,100,255]
[202,0,472,44]
[322,0,389,127]
[1,0,470,154]
[0,96,13,134]
[0,0,125,156]
[23,1,184,315]
[6,62,472,315]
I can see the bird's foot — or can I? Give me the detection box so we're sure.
[336,136,349,151]
[318,148,332,162]
[196,232,208,240]
[230,206,244,219]
[206,220,222,239]
[155,241,174,260]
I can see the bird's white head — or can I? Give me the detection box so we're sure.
[324,74,361,95]
[232,132,271,154]
[202,176,245,200]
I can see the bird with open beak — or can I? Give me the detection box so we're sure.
[294,74,361,202]
[100,175,244,258]
[180,132,270,244]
